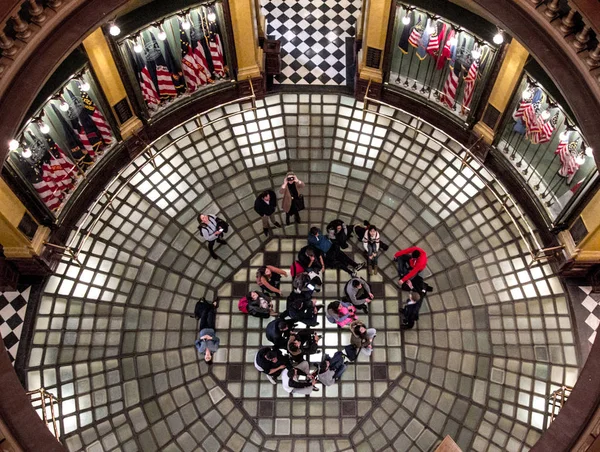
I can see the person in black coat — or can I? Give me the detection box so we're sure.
[297,245,325,273]
[286,292,321,326]
[255,347,289,382]
[254,190,281,237]
[401,292,422,330]
[265,318,296,349]
[327,219,351,249]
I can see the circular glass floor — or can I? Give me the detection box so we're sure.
[25,94,578,452]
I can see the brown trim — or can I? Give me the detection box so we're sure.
[0,339,66,452]
[221,0,239,78]
[471,0,600,168]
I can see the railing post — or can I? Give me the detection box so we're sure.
[559,9,578,35]
[572,25,591,52]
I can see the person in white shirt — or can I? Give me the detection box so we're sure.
[363,225,381,275]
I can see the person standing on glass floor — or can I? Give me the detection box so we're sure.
[254,190,281,237]
[198,214,228,260]
[280,172,305,225]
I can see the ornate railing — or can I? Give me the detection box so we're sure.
[547,385,572,425]
[27,387,61,440]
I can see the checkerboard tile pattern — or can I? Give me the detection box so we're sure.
[0,287,29,363]
[262,0,360,85]
[579,286,600,344]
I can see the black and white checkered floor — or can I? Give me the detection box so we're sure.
[0,286,29,364]
[262,0,360,85]
[579,286,600,345]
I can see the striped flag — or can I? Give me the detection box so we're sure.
[438,29,455,70]
[408,17,422,48]
[149,34,178,99]
[427,23,445,56]
[416,19,432,60]
[555,138,580,178]
[460,59,479,115]
[34,133,77,210]
[192,36,212,82]
[129,44,160,108]
[78,126,96,159]
[440,62,461,108]
[537,112,559,144]
[180,26,204,91]
[209,30,226,77]
[80,90,112,145]
[51,104,94,170]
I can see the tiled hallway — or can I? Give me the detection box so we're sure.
[19,94,579,451]
[262,0,360,85]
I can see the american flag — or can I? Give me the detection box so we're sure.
[209,31,226,78]
[440,63,461,108]
[427,23,445,56]
[130,45,160,108]
[80,91,112,145]
[532,111,558,144]
[460,59,479,115]
[193,38,212,83]
[149,34,178,99]
[78,126,96,159]
[408,17,422,48]
[33,134,77,210]
[180,27,204,92]
[556,138,580,179]
[438,29,455,70]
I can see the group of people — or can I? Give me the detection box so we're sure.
[194,172,436,386]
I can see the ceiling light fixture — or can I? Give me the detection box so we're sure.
[8,139,19,151]
[79,80,90,92]
[207,11,216,22]
[21,147,32,158]
[402,14,410,25]
[109,22,121,36]
[39,120,50,134]
[493,29,504,45]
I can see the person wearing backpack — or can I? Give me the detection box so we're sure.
[194,297,220,363]
[246,291,278,318]
[198,213,229,260]
[344,276,374,314]
[350,319,376,358]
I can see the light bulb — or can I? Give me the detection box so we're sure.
[158,30,167,40]
[427,25,436,34]
[22,147,32,158]
[133,42,143,53]
[182,19,191,30]
[402,15,410,25]
[39,122,50,134]
[59,100,69,111]
[79,81,90,92]
[586,146,594,157]
[560,131,569,141]
[576,154,586,165]
[109,23,121,36]
[493,32,504,45]
[522,88,532,100]
[471,48,481,59]
[207,11,216,22]
[449,37,458,46]
[541,110,551,120]
[8,139,19,151]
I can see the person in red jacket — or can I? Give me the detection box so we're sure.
[393,246,429,290]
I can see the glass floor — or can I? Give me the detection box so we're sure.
[23,93,579,451]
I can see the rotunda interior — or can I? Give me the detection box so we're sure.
[22,94,579,451]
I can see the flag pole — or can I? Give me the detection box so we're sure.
[404,46,415,87]
[395,51,405,84]
[420,56,432,93]
[534,151,562,191]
